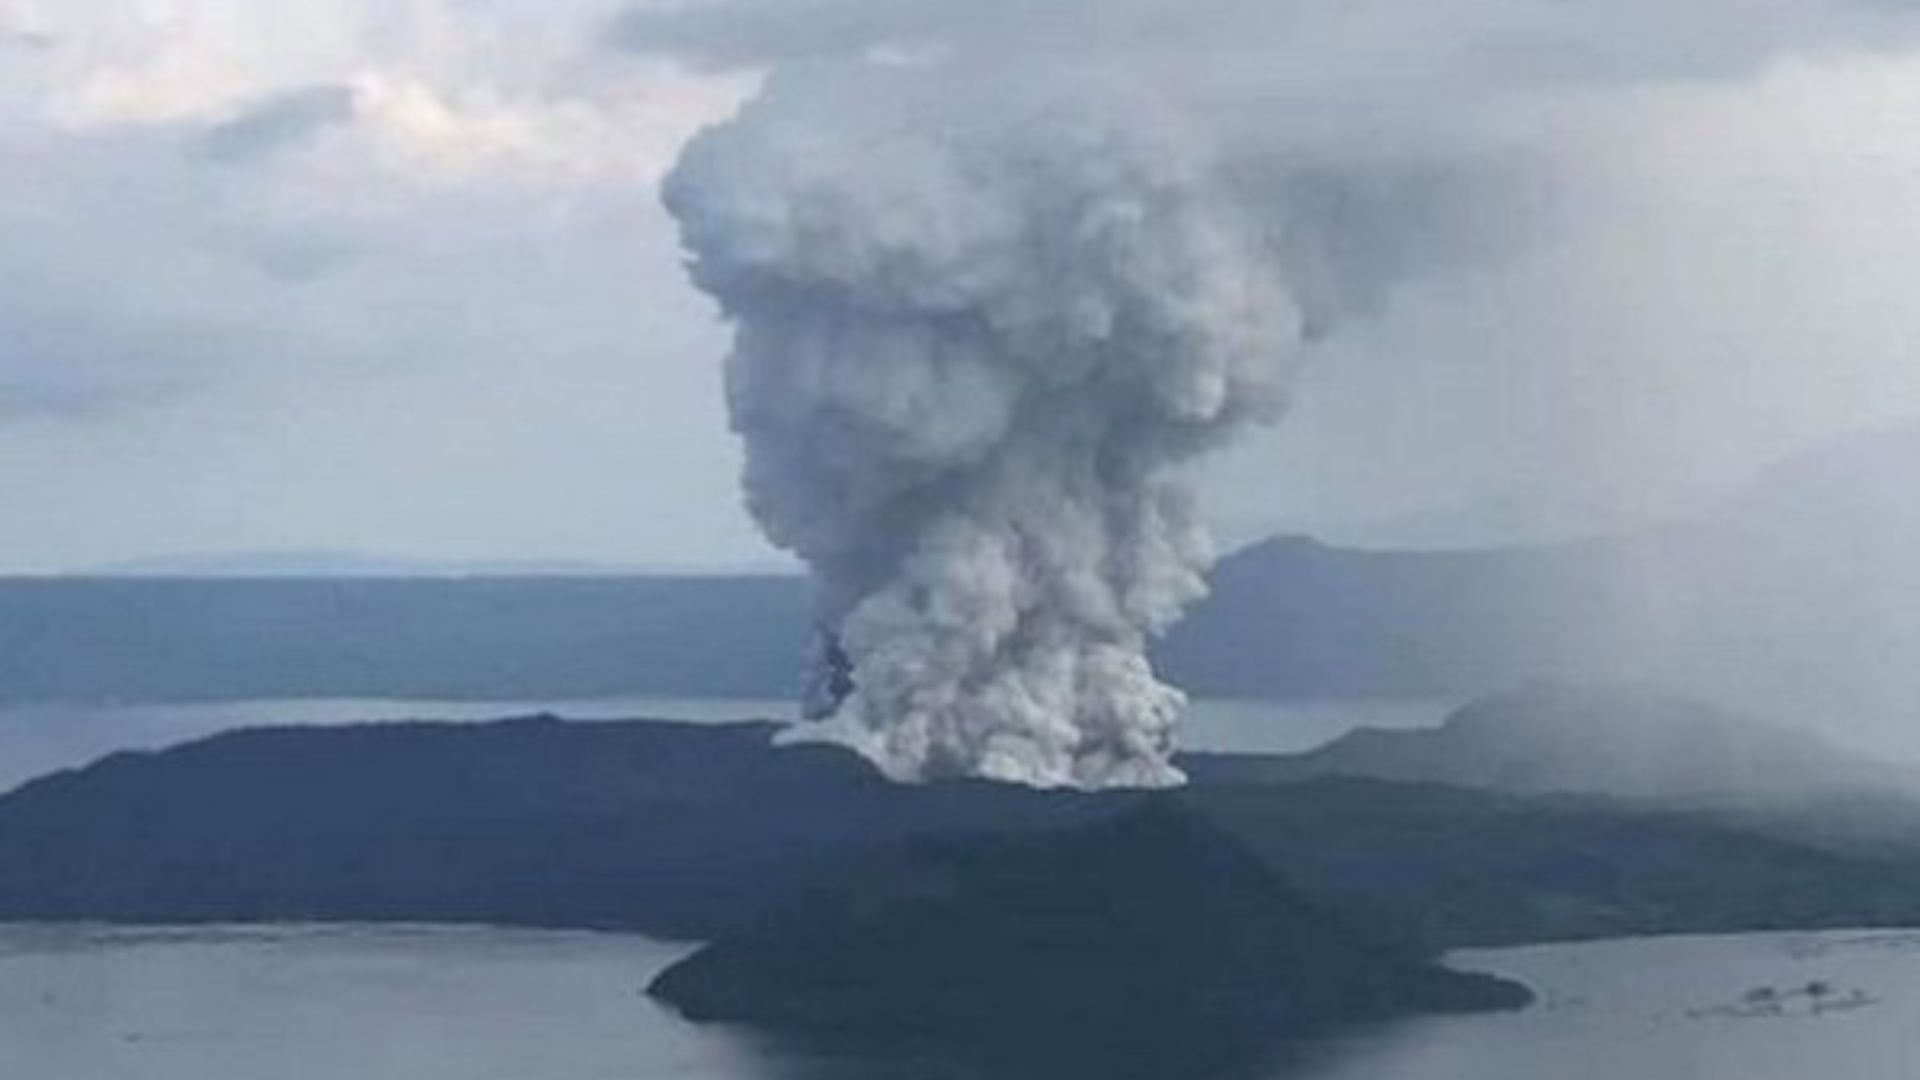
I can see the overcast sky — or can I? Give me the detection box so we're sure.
[7,0,1920,572]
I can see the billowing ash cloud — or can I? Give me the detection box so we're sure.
[653,0,1920,788]
[662,68,1389,787]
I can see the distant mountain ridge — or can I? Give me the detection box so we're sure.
[0,576,814,704]
[0,537,1614,705]
[6,422,1920,736]
[1236,685,1918,806]
[81,550,795,578]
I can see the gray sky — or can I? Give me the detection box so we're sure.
[7,0,1920,572]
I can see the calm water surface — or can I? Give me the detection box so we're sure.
[0,926,1913,1080]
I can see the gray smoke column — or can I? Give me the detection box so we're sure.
[663,68,1319,789]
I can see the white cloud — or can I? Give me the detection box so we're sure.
[0,0,768,570]
[5,0,1920,570]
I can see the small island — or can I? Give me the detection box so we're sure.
[648,800,1532,1055]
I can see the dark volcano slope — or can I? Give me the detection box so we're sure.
[3,717,1919,946]
[0,717,1116,938]
[648,800,1530,1048]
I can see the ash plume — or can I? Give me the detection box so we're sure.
[662,67,1438,788]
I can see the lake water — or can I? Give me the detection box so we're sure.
[5,701,1915,1077]
[0,925,1913,1080]
[0,696,1450,793]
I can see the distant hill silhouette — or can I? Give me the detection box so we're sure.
[1225,684,1918,805]
[0,576,813,704]
[83,550,793,578]
[0,536,1622,705]
[1156,535,1632,697]
[10,420,1920,727]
